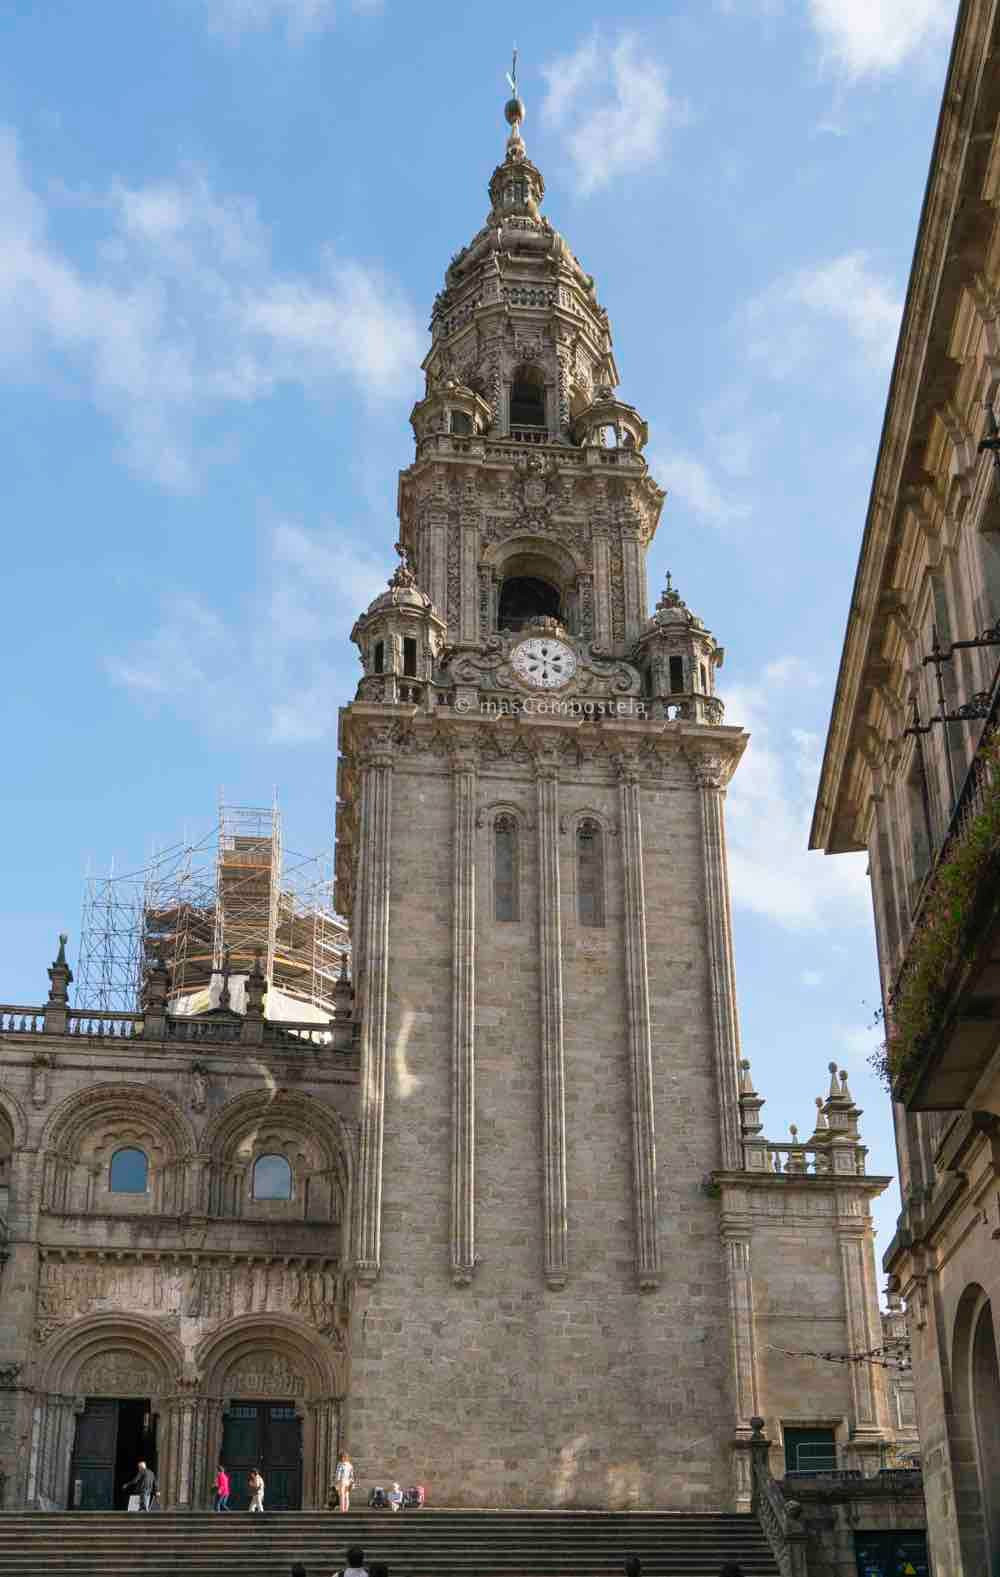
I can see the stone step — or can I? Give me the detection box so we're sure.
[0,1509,778,1576]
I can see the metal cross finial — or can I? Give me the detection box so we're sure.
[506,46,518,96]
[665,569,673,592]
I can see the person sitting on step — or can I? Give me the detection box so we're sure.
[387,1482,403,1513]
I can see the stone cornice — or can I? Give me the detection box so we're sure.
[811,0,996,854]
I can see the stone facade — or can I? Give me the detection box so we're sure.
[0,87,909,1521]
[811,2,1000,1571]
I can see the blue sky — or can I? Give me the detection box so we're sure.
[1,0,961,1267]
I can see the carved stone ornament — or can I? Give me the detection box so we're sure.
[224,1358,306,1398]
[190,1062,207,1113]
[31,1053,51,1109]
[0,1365,21,1390]
[77,1356,157,1397]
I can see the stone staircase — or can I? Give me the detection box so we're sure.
[0,1508,779,1576]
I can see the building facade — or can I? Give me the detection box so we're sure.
[811,1,1000,1571]
[0,90,904,1517]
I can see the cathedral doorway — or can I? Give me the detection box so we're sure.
[68,1397,157,1511]
[221,1400,302,1509]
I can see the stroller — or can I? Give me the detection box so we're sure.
[401,1485,426,1509]
[368,1485,388,1509]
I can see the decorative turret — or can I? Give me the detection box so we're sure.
[44,932,73,1034]
[634,572,725,723]
[351,547,447,708]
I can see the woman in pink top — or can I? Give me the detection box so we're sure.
[214,1464,230,1511]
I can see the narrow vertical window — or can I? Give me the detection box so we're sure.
[403,637,417,677]
[577,819,605,928]
[494,815,518,922]
[669,655,684,693]
[699,662,708,692]
[373,640,385,675]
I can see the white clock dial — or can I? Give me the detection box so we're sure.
[511,637,578,689]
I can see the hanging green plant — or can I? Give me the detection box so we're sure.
[878,734,1000,1095]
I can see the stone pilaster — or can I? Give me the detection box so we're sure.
[691,751,743,1171]
[622,530,644,645]
[460,495,479,645]
[723,1230,759,1428]
[354,729,395,1283]
[616,752,660,1288]
[592,529,612,650]
[838,1219,890,1451]
[450,742,478,1284]
[535,744,568,1289]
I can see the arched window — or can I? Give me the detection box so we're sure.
[498,576,561,631]
[577,820,605,927]
[494,815,519,923]
[109,1147,149,1194]
[373,640,384,675]
[253,1153,292,1200]
[509,367,545,430]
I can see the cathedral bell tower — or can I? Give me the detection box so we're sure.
[334,82,749,1509]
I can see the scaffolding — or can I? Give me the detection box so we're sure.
[77,804,346,1016]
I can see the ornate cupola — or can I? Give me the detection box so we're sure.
[634,572,725,723]
[350,548,446,708]
[392,76,665,660]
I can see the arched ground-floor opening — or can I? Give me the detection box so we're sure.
[950,1284,1000,1575]
[29,1313,344,1510]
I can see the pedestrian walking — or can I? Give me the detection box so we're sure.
[247,1468,265,1512]
[291,1566,307,1577]
[122,1459,157,1511]
[214,1463,230,1511]
[334,1449,356,1513]
[624,1558,641,1577]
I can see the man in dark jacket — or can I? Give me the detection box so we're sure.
[123,1460,156,1511]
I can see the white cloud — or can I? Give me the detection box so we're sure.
[108,522,391,745]
[651,448,749,527]
[0,130,421,488]
[540,32,686,197]
[801,969,824,987]
[725,671,871,929]
[744,252,902,378]
[808,0,955,77]
[763,655,821,687]
[200,0,378,41]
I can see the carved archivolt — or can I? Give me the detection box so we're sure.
[196,1311,341,1400]
[200,1090,354,1230]
[39,1084,195,1216]
[38,1310,184,1397]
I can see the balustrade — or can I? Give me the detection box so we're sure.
[0,1006,44,1034]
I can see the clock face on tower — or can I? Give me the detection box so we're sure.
[511,637,578,689]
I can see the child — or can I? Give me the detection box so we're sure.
[387,1482,403,1512]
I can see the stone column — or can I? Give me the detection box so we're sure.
[450,743,478,1285]
[354,727,395,1283]
[723,1230,759,1428]
[691,752,743,1171]
[616,751,660,1288]
[535,745,568,1289]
